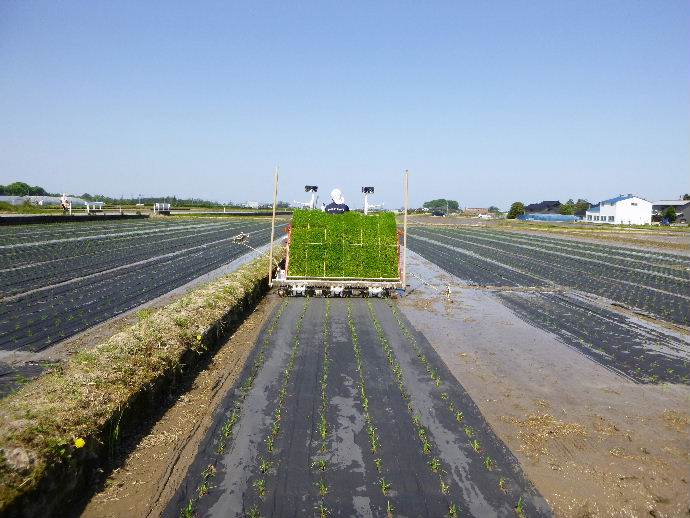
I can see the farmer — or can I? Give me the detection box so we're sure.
[325,188,349,214]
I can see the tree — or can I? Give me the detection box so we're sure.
[683,194,690,200]
[507,202,525,219]
[422,199,459,212]
[662,206,677,223]
[0,182,52,196]
[574,199,591,213]
[488,206,501,213]
[559,199,575,215]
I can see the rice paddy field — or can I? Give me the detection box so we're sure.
[2,217,688,517]
[0,219,277,353]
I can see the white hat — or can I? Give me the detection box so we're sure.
[331,188,345,205]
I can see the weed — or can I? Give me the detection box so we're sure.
[136,308,153,320]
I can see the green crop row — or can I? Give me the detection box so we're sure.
[288,210,399,279]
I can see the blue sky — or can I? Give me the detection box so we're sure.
[1,1,688,209]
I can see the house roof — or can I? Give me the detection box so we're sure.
[598,194,649,205]
[525,200,561,213]
[653,200,690,207]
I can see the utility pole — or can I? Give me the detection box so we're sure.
[268,167,279,286]
[402,170,409,288]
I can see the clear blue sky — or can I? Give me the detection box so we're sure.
[1,1,688,209]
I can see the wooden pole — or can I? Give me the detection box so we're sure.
[268,167,279,286]
[402,170,409,288]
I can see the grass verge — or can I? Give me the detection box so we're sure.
[0,249,284,517]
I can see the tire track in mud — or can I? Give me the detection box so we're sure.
[167,298,550,517]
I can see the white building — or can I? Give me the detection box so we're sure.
[585,194,652,225]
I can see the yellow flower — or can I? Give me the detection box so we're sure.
[74,437,86,449]
[196,335,202,341]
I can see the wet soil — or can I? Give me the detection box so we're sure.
[164,298,548,518]
[400,252,690,517]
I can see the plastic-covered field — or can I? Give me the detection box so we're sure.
[288,210,399,279]
[408,226,690,326]
[167,298,549,518]
[0,219,276,351]
[408,226,690,385]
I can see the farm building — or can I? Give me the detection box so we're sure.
[0,195,87,206]
[652,199,690,223]
[517,213,578,222]
[585,194,652,225]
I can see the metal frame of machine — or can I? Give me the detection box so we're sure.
[267,169,409,297]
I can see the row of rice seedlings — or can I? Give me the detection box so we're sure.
[247,298,310,517]
[386,302,525,510]
[179,300,289,518]
[311,299,332,518]
[366,301,459,517]
[346,301,395,516]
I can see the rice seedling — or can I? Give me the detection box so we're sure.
[448,502,459,517]
[253,478,266,498]
[440,480,450,495]
[379,477,391,496]
[516,496,526,518]
[311,459,327,472]
[316,479,329,496]
[259,457,272,474]
[316,502,329,518]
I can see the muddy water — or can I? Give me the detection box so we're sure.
[400,251,690,517]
